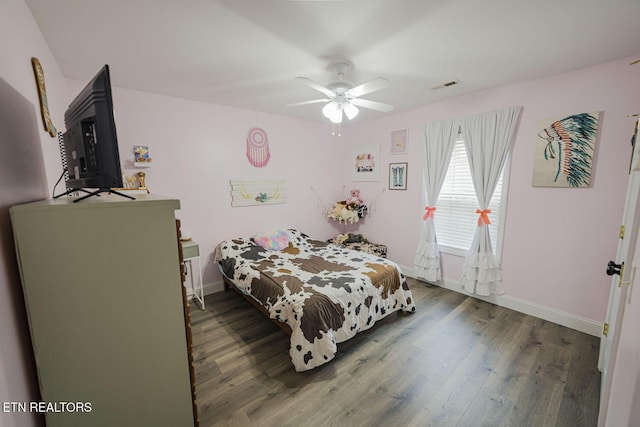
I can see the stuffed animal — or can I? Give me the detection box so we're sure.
[331,201,346,217]
[328,201,359,224]
[345,233,367,243]
[335,233,349,244]
[345,189,363,207]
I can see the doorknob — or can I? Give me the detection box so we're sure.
[607,261,623,276]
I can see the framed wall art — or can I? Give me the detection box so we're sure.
[390,129,408,154]
[133,145,152,166]
[389,162,408,190]
[352,143,381,182]
[532,111,600,188]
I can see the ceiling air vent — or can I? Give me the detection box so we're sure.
[432,80,461,90]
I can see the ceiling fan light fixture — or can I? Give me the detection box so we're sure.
[322,101,343,123]
[322,101,339,119]
[343,102,359,120]
[330,108,343,124]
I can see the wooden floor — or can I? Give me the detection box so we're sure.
[190,278,601,427]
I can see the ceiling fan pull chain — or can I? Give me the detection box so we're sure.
[330,122,342,137]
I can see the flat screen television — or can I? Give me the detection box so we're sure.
[57,65,132,202]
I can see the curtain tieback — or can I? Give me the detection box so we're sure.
[423,206,436,220]
[476,209,492,226]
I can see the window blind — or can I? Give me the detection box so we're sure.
[435,138,503,252]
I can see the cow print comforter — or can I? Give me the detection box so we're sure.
[214,229,416,372]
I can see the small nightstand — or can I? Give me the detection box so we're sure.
[181,240,204,310]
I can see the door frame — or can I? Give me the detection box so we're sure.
[598,118,640,425]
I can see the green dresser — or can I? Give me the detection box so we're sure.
[10,194,197,427]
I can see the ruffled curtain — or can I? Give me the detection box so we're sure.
[459,106,522,295]
[414,118,458,282]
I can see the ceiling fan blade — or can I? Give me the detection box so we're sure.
[350,98,394,113]
[285,99,330,107]
[346,77,390,98]
[295,77,336,98]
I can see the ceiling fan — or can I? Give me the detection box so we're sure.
[286,62,394,124]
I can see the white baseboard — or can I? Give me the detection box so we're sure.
[185,280,224,300]
[204,280,225,295]
[399,264,602,337]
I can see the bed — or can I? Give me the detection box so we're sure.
[214,229,416,371]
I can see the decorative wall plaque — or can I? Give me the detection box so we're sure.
[31,57,57,137]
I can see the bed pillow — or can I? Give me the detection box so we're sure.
[252,229,290,251]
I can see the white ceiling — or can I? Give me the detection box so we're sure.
[26,0,640,123]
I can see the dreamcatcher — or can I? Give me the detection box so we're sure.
[246,127,271,168]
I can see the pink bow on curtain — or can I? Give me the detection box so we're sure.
[423,206,436,220]
[476,209,492,226]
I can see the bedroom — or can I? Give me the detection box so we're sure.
[1,0,639,426]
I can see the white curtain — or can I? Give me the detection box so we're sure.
[460,106,522,296]
[414,118,458,282]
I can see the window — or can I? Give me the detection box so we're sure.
[434,136,508,258]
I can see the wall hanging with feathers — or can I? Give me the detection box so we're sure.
[533,111,600,188]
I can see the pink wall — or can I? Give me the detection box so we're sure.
[66,81,347,285]
[345,56,640,322]
[0,1,70,426]
[0,1,69,189]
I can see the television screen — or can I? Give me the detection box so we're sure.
[61,65,126,200]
